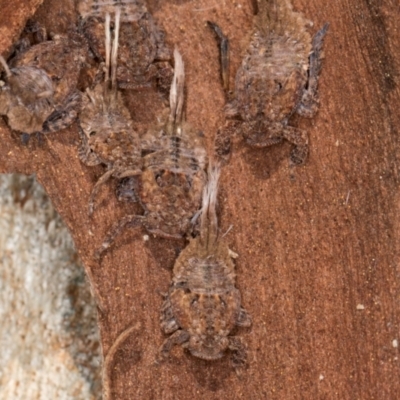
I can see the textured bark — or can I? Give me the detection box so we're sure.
[0,174,101,399]
[0,0,400,398]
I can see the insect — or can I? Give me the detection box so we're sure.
[0,24,87,136]
[78,0,173,92]
[79,9,142,216]
[209,0,328,165]
[160,164,251,368]
[96,48,208,258]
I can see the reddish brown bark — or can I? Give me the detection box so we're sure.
[1,0,400,398]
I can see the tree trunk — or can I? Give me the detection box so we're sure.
[0,0,399,398]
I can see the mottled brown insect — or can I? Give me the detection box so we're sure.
[97,49,207,257]
[210,0,328,165]
[160,165,251,368]
[0,24,87,135]
[79,10,142,216]
[78,0,173,91]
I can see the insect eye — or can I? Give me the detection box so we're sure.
[89,131,96,136]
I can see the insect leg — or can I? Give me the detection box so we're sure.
[160,295,179,334]
[43,91,82,133]
[281,125,309,166]
[89,168,116,216]
[297,23,329,117]
[25,20,47,43]
[236,307,252,327]
[160,330,190,359]
[207,21,230,94]
[78,127,102,166]
[214,120,238,165]
[95,214,144,259]
[228,337,247,369]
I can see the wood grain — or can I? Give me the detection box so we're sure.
[0,0,399,398]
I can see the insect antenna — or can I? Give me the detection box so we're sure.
[104,13,111,86]
[104,7,121,97]
[200,163,221,245]
[169,48,185,129]
[111,7,121,93]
